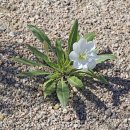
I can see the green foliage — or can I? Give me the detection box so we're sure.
[17,70,51,77]
[55,39,65,65]
[67,76,84,89]
[68,19,78,53]
[47,72,60,80]
[96,54,116,64]
[11,57,43,66]
[85,70,108,84]
[26,44,50,63]
[77,32,80,41]
[56,78,69,107]
[11,19,116,107]
[85,32,95,41]
[27,25,51,48]
[43,80,56,98]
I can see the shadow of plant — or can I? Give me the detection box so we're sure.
[72,76,130,124]
[72,87,107,124]
[72,95,87,124]
[96,62,114,71]
[1,43,130,124]
[103,76,130,106]
[80,88,107,110]
[0,43,40,115]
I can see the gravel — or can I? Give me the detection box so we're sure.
[0,0,130,130]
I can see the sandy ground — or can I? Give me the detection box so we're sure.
[0,0,130,130]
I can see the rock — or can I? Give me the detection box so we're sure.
[63,108,68,114]
[0,113,5,121]
[17,39,23,44]
[123,118,128,123]
[0,25,6,32]
[74,124,78,128]
[64,114,71,121]
[30,17,35,22]
[111,119,121,128]
[50,109,55,114]
[9,32,16,37]
[72,87,78,92]
[111,112,117,119]
[105,109,112,117]
[98,124,109,130]
[35,15,39,20]
[9,31,21,37]
[14,83,20,87]
[53,104,60,110]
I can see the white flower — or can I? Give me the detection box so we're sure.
[69,38,98,71]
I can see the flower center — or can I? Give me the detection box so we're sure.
[78,53,88,61]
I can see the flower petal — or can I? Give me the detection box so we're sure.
[78,38,88,52]
[89,52,98,59]
[69,51,78,61]
[87,59,96,70]
[82,63,89,71]
[73,61,82,69]
[73,42,79,53]
[86,41,96,52]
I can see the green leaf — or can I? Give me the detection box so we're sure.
[27,25,53,52]
[85,70,108,84]
[67,76,84,89]
[68,19,78,53]
[96,54,116,64]
[85,32,95,41]
[55,39,65,64]
[97,74,108,84]
[26,44,62,72]
[11,57,43,66]
[43,80,56,98]
[56,39,62,49]
[47,62,62,73]
[26,44,50,63]
[56,78,69,107]
[27,25,45,42]
[47,72,60,80]
[77,32,80,41]
[64,50,69,63]
[17,70,51,77]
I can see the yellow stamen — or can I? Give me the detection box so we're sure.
[78,53,88,61]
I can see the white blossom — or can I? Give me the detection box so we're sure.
[69,38,98,71]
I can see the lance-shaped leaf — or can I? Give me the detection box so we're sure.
[11,57,43,66]
[47,72,60,80]
[55,39,65,64]
[27,45,62,72]
[96,74,108,84]
[96,54,116,64]
[27,25,53,52]
[68,19,78,53]
[85,32,95,41]
[77,32,80,41]
[85,70,108,84]
[43,79,56,98]
[67,76,84,89]
[27,25,44,42]
[17,70,51,77]
[56,78,69,107]
[26,44,50,63]
[64,50,70,64]
[47,62,62,73]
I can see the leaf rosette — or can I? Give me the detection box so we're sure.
[11,20,116,107]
